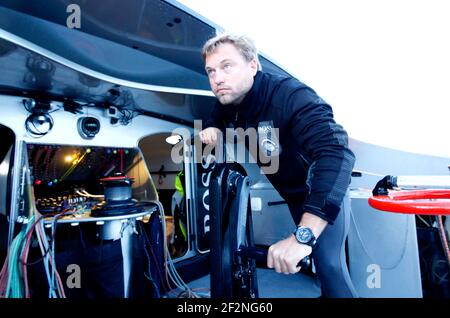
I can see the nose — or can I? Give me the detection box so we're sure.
[213,69,225,86]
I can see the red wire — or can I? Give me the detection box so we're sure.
[0,249,10,297]
[21,215,46,298]
[437,216,450,265]
[21,224,35,298]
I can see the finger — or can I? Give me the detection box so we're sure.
[273,256,284,274]
[279,258,289,274]
[203,133,210,144]
[267,247,274,268]
[273,253,285,274]
[283,255,298,274]
[287,257,301,274]
[200,132,207,143]
[288,263,301,274]
[274,263,282,274]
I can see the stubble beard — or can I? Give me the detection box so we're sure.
[217,93,236,105]
[216,85,248,105]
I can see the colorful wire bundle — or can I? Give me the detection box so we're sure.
[0,208,69,298]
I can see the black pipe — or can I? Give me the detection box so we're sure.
[236,246,311,269]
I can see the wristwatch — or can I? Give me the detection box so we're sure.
[294,226,317,248]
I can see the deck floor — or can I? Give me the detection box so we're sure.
[177,268,321,298]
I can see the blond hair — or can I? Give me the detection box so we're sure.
[201,33,262,70]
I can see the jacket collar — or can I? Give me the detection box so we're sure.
[217,71,266,123]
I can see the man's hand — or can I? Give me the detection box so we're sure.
[267,234,312,274]
[199,127,221,145]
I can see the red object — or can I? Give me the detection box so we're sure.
[100,175,130,182]
[369,189,450,215]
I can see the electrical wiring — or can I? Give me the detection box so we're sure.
[139,213,195,298]
[138,200,200,298]
[75,189,104,199]
[0,156,70,298]
[5,230,25,297]
[49,210,74,298]
[118,108,142,126]
[0,254,9,296]
[1,203,48,297]
[37,209,69,298]
[51,218,57,297]
[138,219,171,294]
[437,216,450,265]
[18,217,37,298]
[2,173,199,299]
[22,99,58,138]
[27,184,60,298]
[33,211,67,298]
[24,113,54,138]
[2,215,35,297]
[177,288,210,298]
[21,216,52,267]
[34,218,57,298]
[0,250,10,297]
[140,224,161,298]
[155,201,186,292]
[139,202,173,293]
[166,256,197,298]
[417,215,431,227]
[32,210,74,298]
[22,99,63,114]
[21,216,38,298]
[151,200,200,298]
[19,212,51,298]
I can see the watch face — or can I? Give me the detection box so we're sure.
[296,227,312,243]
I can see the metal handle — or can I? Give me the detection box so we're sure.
[236,246,311,269]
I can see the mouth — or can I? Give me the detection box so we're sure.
[216,88,230,94]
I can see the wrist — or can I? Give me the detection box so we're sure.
[299,212,328,238]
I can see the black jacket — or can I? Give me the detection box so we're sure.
[204,71,355,224]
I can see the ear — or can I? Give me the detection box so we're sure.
[249,58,258,76]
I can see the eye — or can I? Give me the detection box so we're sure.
[206,69,215,77]
[223,63,232,70]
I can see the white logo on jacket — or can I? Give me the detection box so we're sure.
[258,121,281,157]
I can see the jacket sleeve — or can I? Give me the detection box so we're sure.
[286,86,355,224]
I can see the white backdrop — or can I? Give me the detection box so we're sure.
[179,0,450,158]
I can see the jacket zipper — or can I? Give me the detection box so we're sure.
[299,153,311,166]
[228,110,238,129]
[227,110,237,129]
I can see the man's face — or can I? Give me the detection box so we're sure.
[205,43,258,105]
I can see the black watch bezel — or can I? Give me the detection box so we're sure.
[294,226,317,248]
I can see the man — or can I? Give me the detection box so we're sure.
[199,33,358,298]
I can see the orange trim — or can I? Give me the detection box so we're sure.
[100,175,131,181]
[369,189,450,215]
